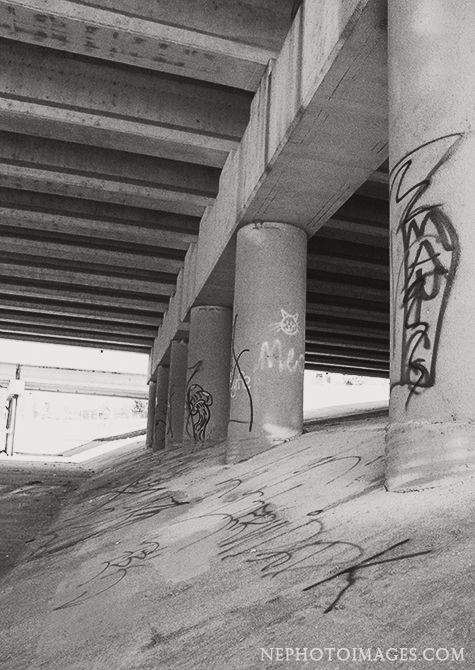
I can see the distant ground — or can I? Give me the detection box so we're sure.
[0,410,472,670]
[11,417,147,456]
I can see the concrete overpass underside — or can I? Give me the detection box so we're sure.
[0,0,388,370]
[5,0,473,492]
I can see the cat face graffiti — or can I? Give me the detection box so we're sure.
[269,309,299,336]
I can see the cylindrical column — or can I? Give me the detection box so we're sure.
[152,364,169,451]
[227,222,307,462]
[387,0,475,490]
[165,340,188,450]
[184,305,232,450]
[145,380,157,449]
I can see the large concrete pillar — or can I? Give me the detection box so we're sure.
[227,222,307,462]
[387,0,475,490]
[145,380,157,449]
[152,364,169,451]
[184,305,232,450]
[165,340,188,450]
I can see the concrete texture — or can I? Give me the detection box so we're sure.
[153,365,170,452]
[145,381,156,449]
[1,413,472,669]
[184,306,232,449]
[387,0,475,490]
[151,0,389,369]
[0,0,292,90]
[228,223,307,460]
[165,341,188,450]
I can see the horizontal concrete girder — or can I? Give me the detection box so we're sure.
[0,234,184,274]
[0,283,166,314]
[306,351,388,368]
[0,310,157,338]
[0,0,293,90]
[0,206,197,252]
[152,0,388,371]
[307,252,389,281]
[0,39,252,166]
[0,131,219,215]
[306,277,388,303]
[305,345,388,363]
[0,261,175,296]
[306,317,388,339]
[0,322,153,348]
[306,334,388,353]
[0,187,200,235]
[306,301,387,324]
[0,296,162,325]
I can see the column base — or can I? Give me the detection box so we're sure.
[183,437,226,454]
[225,430,302,464]
[385,420,475,491]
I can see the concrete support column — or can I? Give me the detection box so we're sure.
[152,364,169,451]
[387,0,475,490]
[184,305,232,450]
[165,340,188,450]
[227,222,307,462]
[145,380,157,449]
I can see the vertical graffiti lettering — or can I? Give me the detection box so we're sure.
[390,133,463,406]
[185,361,213,442]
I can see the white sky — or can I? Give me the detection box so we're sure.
[0,338,149,374]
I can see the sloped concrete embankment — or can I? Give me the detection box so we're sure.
[0,415,473,670]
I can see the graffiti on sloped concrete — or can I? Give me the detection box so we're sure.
[303,538,432,613]
[53,540,161,611]
[29,476,189,560]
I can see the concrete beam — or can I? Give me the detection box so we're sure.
[241,0,387,228]
[0,0,293,90]
[307,252,389,280]
[305,345,388,363]
[0,39,252,167]
[0,131,219,216]
[0,206,197,252]
[0,296,162,325]
[0,234,184,274]
[0,322,153,348]
[153,0,388,371]
[306,334,389,353]
[319,220,388,248]
[306,317,388,339]
[0,284,165,314]
[306,301,387,324]
[0,187,200,235]
[0,261,175,297]
[0,311,157,339]
[307,277,388,303]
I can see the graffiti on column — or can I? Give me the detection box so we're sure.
[229,314,254,431]
[269,309,300,336]
[185,360,213,442]
[390,133,463,406]
[255,339,305,374]
[166,384,175,439]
